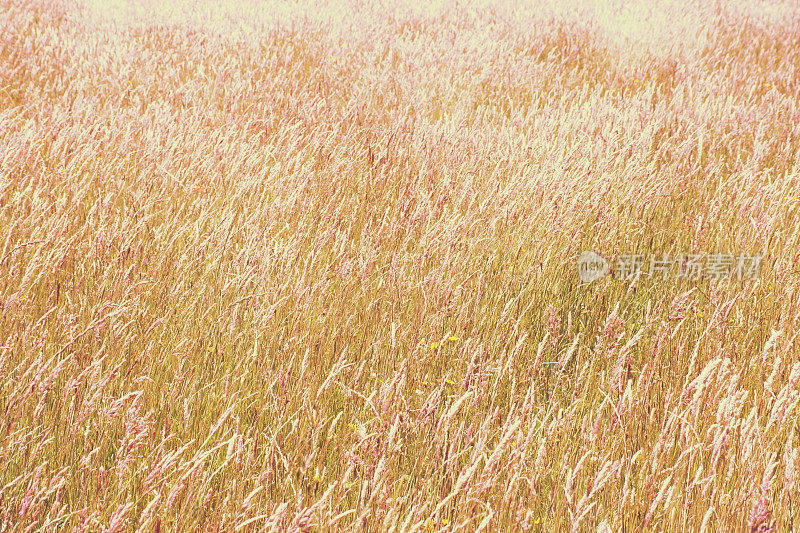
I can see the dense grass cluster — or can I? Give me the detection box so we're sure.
[2,0,800,530]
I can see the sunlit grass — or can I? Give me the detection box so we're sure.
[1,0,800,531]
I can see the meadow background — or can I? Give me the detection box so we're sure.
[2,0,800,530]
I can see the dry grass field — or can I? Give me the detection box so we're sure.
[2,0,800,530]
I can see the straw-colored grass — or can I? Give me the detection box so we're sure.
[2,0,799,531]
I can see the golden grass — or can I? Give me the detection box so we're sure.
[2,0,800,531]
